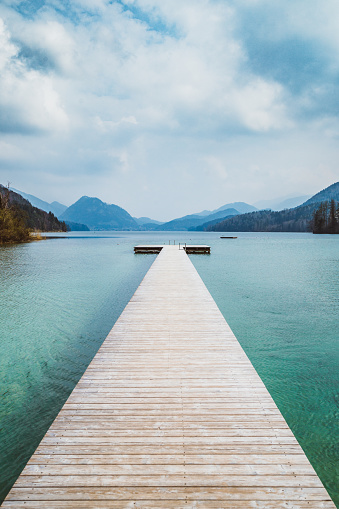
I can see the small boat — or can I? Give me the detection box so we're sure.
[220,236,237,239]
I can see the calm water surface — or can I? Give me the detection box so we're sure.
[0,232,338,505]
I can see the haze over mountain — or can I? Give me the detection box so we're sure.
[196,202,257,217]
[134,217,163,226]
[254,195,311,211]
[11,189,67,218]
[60,196,138,231]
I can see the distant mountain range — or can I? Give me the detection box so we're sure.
[9,182,339,233]
[153,203,255,231]
[208,182,339,233]
[11,190,258,231]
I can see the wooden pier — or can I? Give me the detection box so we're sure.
[2,246,335,508]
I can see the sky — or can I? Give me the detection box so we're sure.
[0,0,338,220]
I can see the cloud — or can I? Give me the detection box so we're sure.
[0,17,69,134]
[233,0,339,119]
[0,0,338,219]
[0,0,289,135]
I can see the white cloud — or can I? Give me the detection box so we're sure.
[0,17,68,133]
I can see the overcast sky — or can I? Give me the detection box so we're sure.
[0,0,338,220]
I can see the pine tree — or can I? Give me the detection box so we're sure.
[312,200,339,234]
[328,199,337,234]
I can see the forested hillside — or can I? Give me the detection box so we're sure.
[0,185,67,243]
[207,203,318,232]
[303,182,339,206]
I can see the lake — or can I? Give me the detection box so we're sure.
[0,231,338,505]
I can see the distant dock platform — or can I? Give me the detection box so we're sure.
[134,244,211,254]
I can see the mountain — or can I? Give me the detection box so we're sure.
[210,202,257,214]
[139,223,161,230]
[11,188,67,217]
[49,201,68,217]
[0,184,67,241]
[196,201,257,216]
[302,182,339,206]
[60,196,138,230]
[191,213,240,231]
[155,208,239,231]
[134,217,163,226]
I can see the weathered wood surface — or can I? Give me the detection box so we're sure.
[2,246,335,508]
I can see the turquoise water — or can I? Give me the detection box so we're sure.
[0,232,338,505]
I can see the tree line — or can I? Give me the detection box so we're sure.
[312,200,339,234]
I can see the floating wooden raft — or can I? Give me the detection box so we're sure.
[134,245,210,254]
[2,246,335,508]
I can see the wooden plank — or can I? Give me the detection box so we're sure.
[2,246,335,508]
[3,486,334,501]
[22,464,317,476]
[32,444,308,455]
[13,474,324,488]
[26,454,312,465]
[2,502,336,508]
